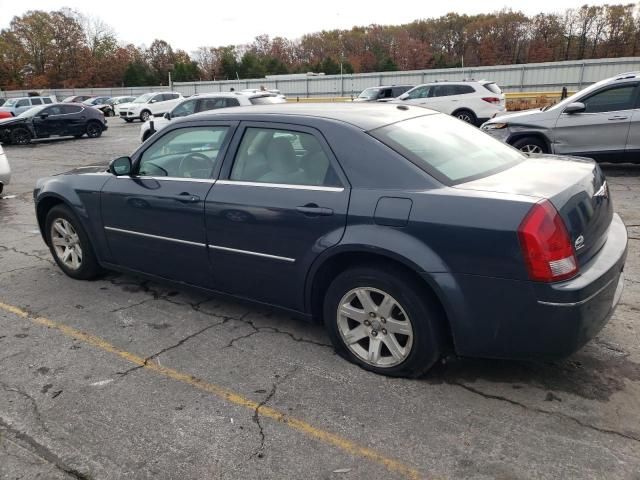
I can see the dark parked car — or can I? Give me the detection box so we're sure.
[0,103,107,145]
[354,85,414,102]
[33,104,627,377]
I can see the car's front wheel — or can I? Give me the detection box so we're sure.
[512,136,548,154]
[140,110,151,122]
[323,266,443,377]
[45,205,101,280]
[10,127,31,145]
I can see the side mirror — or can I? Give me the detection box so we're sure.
[564,102,585,114]
[109,156,132,176]
[150,99,157,104]
[398,93,409,100]
[163,112,171,120]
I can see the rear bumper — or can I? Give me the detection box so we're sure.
[431,213,628,359]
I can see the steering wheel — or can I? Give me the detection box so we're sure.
[178,152,212,178]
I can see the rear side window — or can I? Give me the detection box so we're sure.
[61,105,82,114]
[230,127,339,187]
[371,114,524,185]
[43,98,52,104]
[392,86,412,97]
[31,98,43,105]
[454,85,475,94]
[581,85,637,113]
[225,98,241,107]
[483,83,502,95]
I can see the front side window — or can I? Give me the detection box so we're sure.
[198,98,228,111]
[61,105,83,114]
[405,86,431,100]
[138,126,229,179]
[371,114,524,184]
[43,105,64,116]
[230,127,339,187]
[171,99,197,118]
[580,85,637,113]
[16,99,30,107]
[133,93,154,104]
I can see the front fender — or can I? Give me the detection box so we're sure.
[35,174,111,263]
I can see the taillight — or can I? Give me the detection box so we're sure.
[482,97,501,104]
[518,200,578,282]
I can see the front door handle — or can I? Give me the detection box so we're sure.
[172,193,200,203]
[608,115,628,120]
[296,203,334,216]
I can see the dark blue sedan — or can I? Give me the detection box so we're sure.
[33,104,627,377]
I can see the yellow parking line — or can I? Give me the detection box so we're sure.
[0,301,423,479]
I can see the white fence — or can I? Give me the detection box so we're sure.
[3,57,640,100]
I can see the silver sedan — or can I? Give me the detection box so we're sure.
[0,144,10,194]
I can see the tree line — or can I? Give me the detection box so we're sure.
[1,4,639,90]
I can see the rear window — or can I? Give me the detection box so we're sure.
[370,114,524,185]
[483,82,502,94]
[249,96,286,105]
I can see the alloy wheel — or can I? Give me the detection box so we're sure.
[13,130,30,145]
[141,111,150,122]
[50,218,83,270]
[519,144,543,154]
[337,287,414,367]
[456,113,473,123]
[87,123,100,138]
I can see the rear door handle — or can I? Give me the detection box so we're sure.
[608,115,628,120]
[172,193,200,203]
[296,204,334,216]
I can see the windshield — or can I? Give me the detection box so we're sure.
[133,93,154,104]
[358,88,381,99]
[4,99,18,107]
[371,114,524,184]
[18,105,47,118]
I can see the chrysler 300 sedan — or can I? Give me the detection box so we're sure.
[33,104,627,377]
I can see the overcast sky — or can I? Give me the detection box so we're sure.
[0,0,613,53]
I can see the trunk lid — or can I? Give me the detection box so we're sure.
[456,155,613,266]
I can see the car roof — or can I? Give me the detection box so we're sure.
[187,102,436,130]
[365,85,413,89]
[189,91,279,99]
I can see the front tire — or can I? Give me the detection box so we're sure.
[512,136,548,154]
[45,205,101,280]
[323,266,443,377]
[10,128,31,145]
[140,110,151,122]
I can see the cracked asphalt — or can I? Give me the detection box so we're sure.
[1,121,640,479]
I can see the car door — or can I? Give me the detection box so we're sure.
[59,104,86,135]
[624,94,640,162]
[31,105,64,136]
[553,83,637,161]
[14,98,31,115]
[101,123,235,286]
[205,123,350,311]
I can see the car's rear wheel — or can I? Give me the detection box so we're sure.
[453,109,477,125]
[86,121,103,138]
[140,110,151,122]
[45,205,101,280]
[512,136,547,154]
[10,128,31,145]
[323,266,443,377]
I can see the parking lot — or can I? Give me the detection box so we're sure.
[0,120,639,479]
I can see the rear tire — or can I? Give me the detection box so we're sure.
[512,136,548,154]
[323,265,443,377]
[453,109,477,125]
[86,121,103,138]
[45,204,102,280]
[10,128,31,145]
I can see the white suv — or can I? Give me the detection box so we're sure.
[119,92,183,122]
[395,80,505,125]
